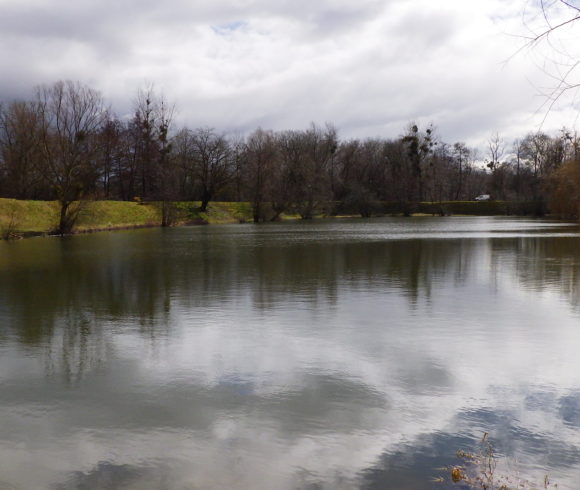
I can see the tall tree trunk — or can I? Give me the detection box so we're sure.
[199,189,211,212]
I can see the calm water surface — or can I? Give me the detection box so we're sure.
[1,217,580,489]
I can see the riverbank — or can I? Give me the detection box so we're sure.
[0,198,544,239]
[0,199,255,239]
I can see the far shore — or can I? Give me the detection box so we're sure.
[0,198,551,240]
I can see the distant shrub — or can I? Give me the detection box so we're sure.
[549,158,580,219]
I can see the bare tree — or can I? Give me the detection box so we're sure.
[97,116,128,199]
[0,101,44,198]
[131,86,174,201]
[172,128,196,200]
[128,86,176,225]
[487,132,504,172]
[561,127,580,160]
[401,123,436,204]
[520,0,580,112]
[273,130,302,219]
[487,132,507,199]
[290,123,337,219]
[35,81,107,234]
[190,128,232,212]
[511,138,525,199]
[521,132,551,179]
[452,142,470,200]
[243,128,278,223]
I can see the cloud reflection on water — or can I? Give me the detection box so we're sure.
[0,217,579,488]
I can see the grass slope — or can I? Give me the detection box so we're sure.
[0,199,255,238]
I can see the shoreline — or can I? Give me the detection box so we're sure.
[0,199,251,240]
[0,198,553,240]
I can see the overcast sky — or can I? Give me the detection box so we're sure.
[0,0,578,147]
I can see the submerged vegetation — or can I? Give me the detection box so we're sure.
[435,434,559,489]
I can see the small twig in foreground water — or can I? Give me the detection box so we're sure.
[436,432,558,489]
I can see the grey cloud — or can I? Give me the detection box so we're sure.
[0,0,575,145]
[0,2,123,45]
[388,9,460,55]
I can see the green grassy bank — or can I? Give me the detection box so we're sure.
[0,199,254,238]
[0,198,543,239]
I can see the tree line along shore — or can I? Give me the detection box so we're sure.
[1,80,579,237]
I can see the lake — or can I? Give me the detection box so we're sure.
[1,216,580,489]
